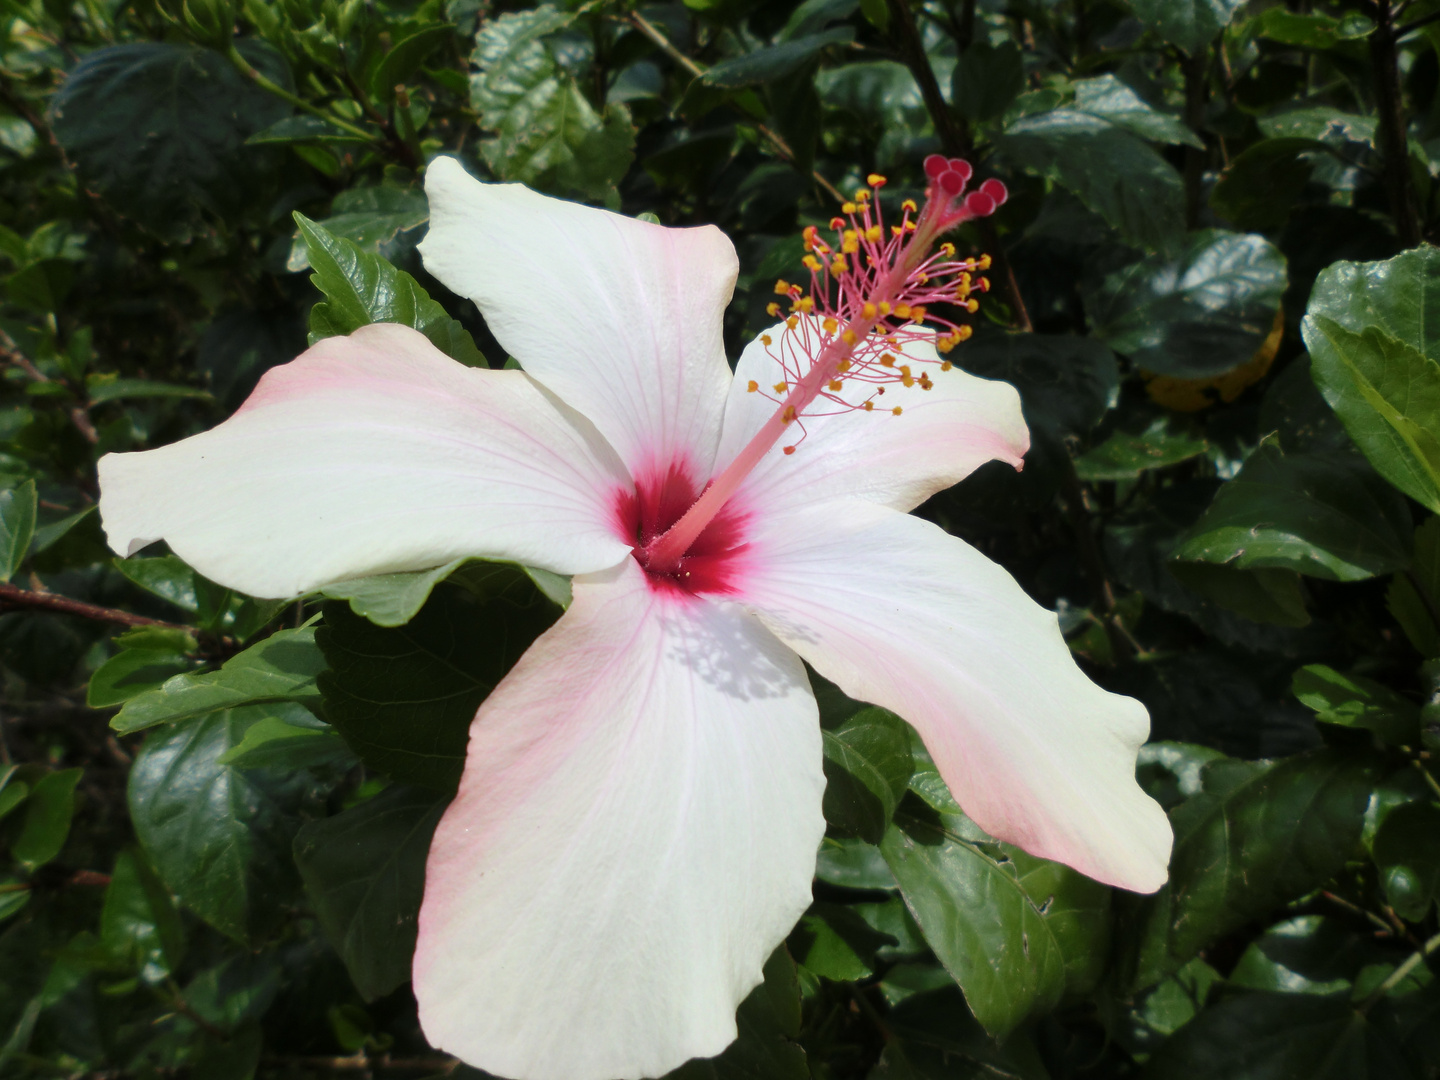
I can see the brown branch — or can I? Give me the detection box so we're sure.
[0,581,190,630]
[624,11,845,203]
[885,0,1032,331]
[1370,0,1422,245]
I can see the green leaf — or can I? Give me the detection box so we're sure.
[114,554,205,612]
[815,835,897,889]
[88,647,198,708]
[317,569,561,791]
[821,707,914,843]
[876,987,1049,1078]
[215,714,355,772]
[1130,0,1246,55]
[1126,750,1375,990]
[128,706,317,943]
[294,212,483,366]
[471,6,635,205]
[85,377,210,404]
[952,39,1024,124]
[370,23,454,102]
[1085,229,1288,378]
[1260,108,1377,146]
[1172,445,1413,582]
[1292,664,1420,745]
[50,42,291,237]
[1388,516,1440,658]
[1120,957,1222,1055]
[1227,915,1364,996]
[1255,8,1374,48]
[100,847,186,982]
[791,901,898,982]
[881,803,1110,1036]
[666,947,808,1080]
[1073,74,1202,148]
[702,28,855,88]
[10,768,81,870]
[1210,137,1321,231]
[958,329,1119,439]
[0,767,27,823]
[1302,247,1440,513]
[293,784,445,1000]
[0,480,35,580]
[111,627,325,734]
[1075,419,1206,480]
[321,556,570,628]
[1140,991,1420,1079]
[1371,801,1440,921]
[998,109,1184,251]
[286,186,428,272]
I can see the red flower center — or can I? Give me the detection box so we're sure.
[615,462,749,597]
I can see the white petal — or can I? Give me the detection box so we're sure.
[415,558,826,1080]
[420,157,737,478]
[742,500,1171,892]
[716,320,1028,513]
[98,323,632,599]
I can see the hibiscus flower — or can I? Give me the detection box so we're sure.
[97,156,1170,1080]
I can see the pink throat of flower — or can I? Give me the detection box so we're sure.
[619,463,749,597]
[637,156,1006,581]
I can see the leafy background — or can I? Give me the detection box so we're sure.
[2,0,1440,1076]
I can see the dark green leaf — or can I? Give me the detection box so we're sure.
[370,23,454,102]
[881,804,1110,1036]
[1130,0,1246,54]
[1172,445,1413,582]
[814,835,897,889]
[321,555,570,628]
[88,647,198,708]
[791,901,897,981]
[1227,915,1364,995]
[50,42,291,237]
[1119,958,1221,1055]
[10,768,81,870]
[287,187,428,272]
[821,707,914,843]
[1140,991,1420,1079]
[1388,516,1440,658]
[0,479,35,580]
[1256,9,1375,49]
[958,329,1119,438]
[1292,664,1419,745]
[702,28,854,88]
[215,714,356,772]
[1085,229,1288,378]
[100,847,185,982]
[1371,801,1440,921]
[876,987,1048,1079]
[1211,137,1321,231]
[295,212,484,366]
[1303,247,1440,513]
[998,110,1184,250]
[952,40,1024,124]
[128,706,317,942]
[1075,418,1206,480]
[1073,75,1202,147]
[85,377,210,404]
[293,784,445,1000]
[111,627,325,734]
[1127,749,1375,990]
[317,570,561,791]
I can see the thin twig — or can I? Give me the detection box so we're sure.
[1361,930,1440,1011]
[0,582,190,630]
[624,12,844,202]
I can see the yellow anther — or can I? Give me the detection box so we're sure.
[842,201,857,214]
[940,242,956,257]
[803,255,823,273]
[841,329,858,345]
[910,305,927,322]
[802,226,818,251]
[900,365,913,387]
[864,400,875,411]
[842,231,859,254]
[916,272,928,284]
[783,405,797,423]
[862,302,878,320]
[774,382,788,393]
[936,336,955,353]
[892,406,903,415]
[774,279,791,295]
[766,302,781,317]
[905,220,917,231]
[965,298,980,313]
[838,359,851,372]
[880,353,895,367]
[865,225,882,242]
[941,361,953,371]
[796,296,815,313]
[878,301,891,315]
[894,304,911,318]
[828,379,843,391]
[747,380,759,392]
[978,276,990,291]
[901,199,917,213]
[854,188,870,201]
[867,173,886,187]
[956,325,973,341]
[823,316,838,334]
[891,225,904,237]
[761,334,773,346]
[977,254,992,270]
[786,316,799,330]
[830,258,848,275]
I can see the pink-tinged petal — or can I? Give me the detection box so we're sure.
[716,320,1029,514]
[419,157,737,478]
[98,323,632,599]
[415,558,825,1080]
[743,500,1171,893]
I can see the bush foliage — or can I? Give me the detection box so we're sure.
[2,0,1440,1076]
